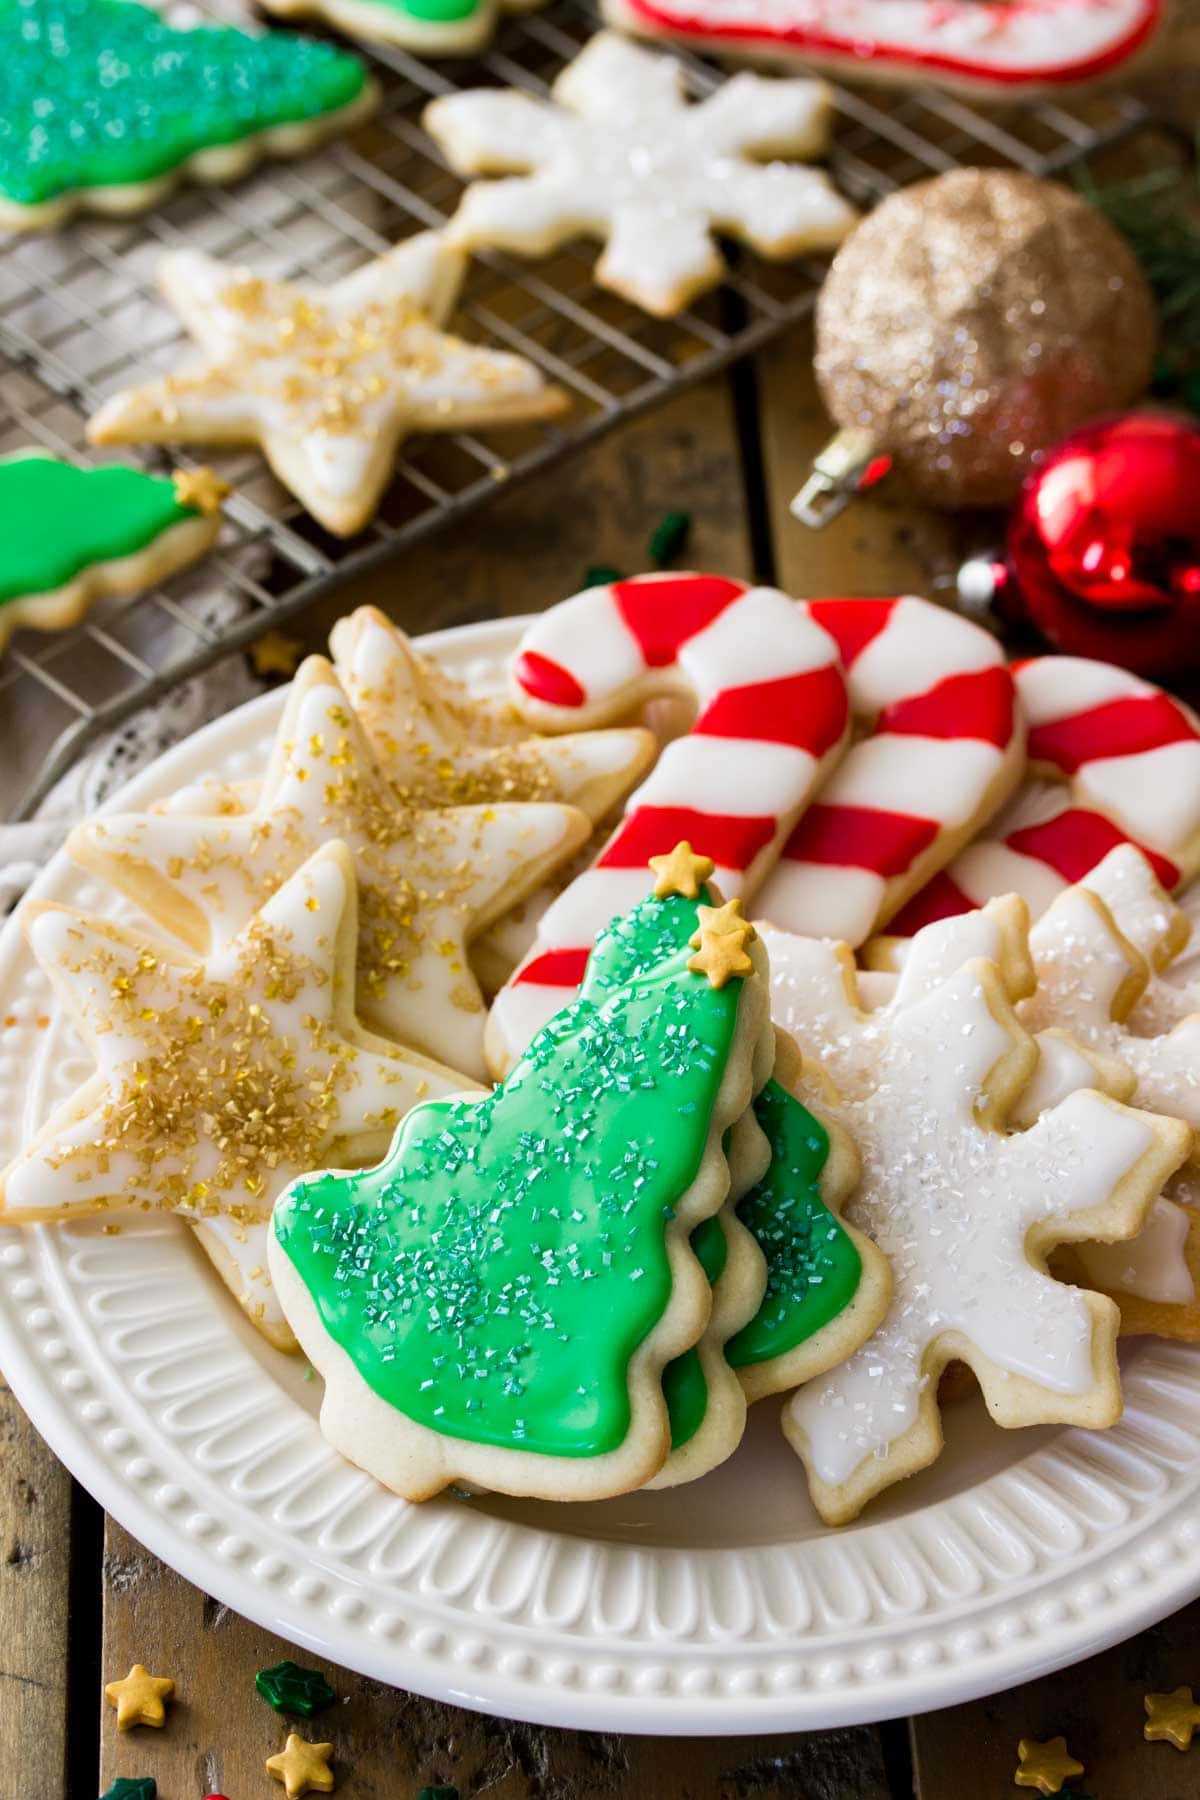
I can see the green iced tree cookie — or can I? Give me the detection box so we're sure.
[0,0,374,226]
[271,878,769,1501]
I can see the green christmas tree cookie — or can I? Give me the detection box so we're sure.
[0,453,224,653]
[261,0,545,61]
[0,0,377,230]
[269,869,774,1502]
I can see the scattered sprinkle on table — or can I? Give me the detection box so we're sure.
[250,628,305,678]
[1014,1736,1086,1794]
[648,509,691,567]
[99,1780,156,1800]
[256,1659,336,1718]
[1145,1684,1200,1749]
[104,1663,174,1730]
[266,1732,336,1797]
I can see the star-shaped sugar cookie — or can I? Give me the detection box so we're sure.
[424,33,857,317]
[105,1663,174,1730]
[88,232,566,536]
[763,906,1189,1523]
[69,657,591,1079]
[329,605,653,818]
[0,843,472,1226]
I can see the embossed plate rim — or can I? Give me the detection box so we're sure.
[3,615,1200,1734]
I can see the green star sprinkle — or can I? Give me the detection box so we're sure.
[648,510,691,567]
[99,1780,156,1800]
[255,1658,335,1718]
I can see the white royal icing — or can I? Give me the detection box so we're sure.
[88,233,561,535]
[767,926,1164,1490]
[426,33,856,317]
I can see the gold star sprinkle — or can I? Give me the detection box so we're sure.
[691,896,756,944]
[266,1733,336,1797]
[104,1662,175,1730]
[648,840,714,901]
[688,921,754,989]
[1014,1736,1085,1794]
[250,629,304,678]
[171,466,230,516]
[1145,1685,1200,1750]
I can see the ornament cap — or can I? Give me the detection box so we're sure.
[790,427,882,529]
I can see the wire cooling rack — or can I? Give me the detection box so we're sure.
[0,0,1158,818]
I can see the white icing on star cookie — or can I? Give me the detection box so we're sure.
[425,33,856,319]
[88,232,566,536]
[764,916,1188,1523]
[68,657,592,1081]
[0,843,473,1226]
[329,604,655,819]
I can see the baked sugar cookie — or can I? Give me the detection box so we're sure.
[0,0,377,231]
[601,0,1164,97]
[263,0,544,58]
[0,453,223,653]
[69,657,591,1081]
[765,917,1189,1523]
[425,33,856,319]
[0,843,472,1227]
[329,605,654,819]
[88,234,566,537]
[270,871,774,1502]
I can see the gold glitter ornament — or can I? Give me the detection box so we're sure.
[795,169,1156,521]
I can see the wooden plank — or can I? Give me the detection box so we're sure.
[0,1383,72,1797]
[756,320,979,604]
[913,1596,1200,1798]
[98,1517,895,1800]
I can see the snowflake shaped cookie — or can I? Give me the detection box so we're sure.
[68,656,590,1080]
[87,233,566,536]
[764,916,1188,1523]
[424,33,857,318]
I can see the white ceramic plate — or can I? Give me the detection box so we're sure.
[4,617,1200,1735]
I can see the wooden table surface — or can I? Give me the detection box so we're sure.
[8,153,1200,1799]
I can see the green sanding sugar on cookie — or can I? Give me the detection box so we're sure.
[0,0,369,209]
[255,1658,335,1718]
[726,1080,861,1370]
[662,1211,728,1450]
[273,890,745,1460]
[0,457,198,605]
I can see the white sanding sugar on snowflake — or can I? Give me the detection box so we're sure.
[1024,845,1200,1143]
[424,32,857,317]
[763,922,1188,1523]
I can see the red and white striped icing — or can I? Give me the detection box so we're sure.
[604,0,1163,94]
[487,572,849,1068]
[754,596,1020,946]
[889,656,1200,937]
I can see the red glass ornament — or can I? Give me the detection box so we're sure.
[1001,412,1200,677]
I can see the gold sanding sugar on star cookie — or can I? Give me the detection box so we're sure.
[66,657,591,1080]
[330,605,654,818]
[266,1733,335,1797]
[648,840,714,900]
[0,843,470,1226]
[1014,1737,1085,1794]
[104,1662,175,1730]
[1145,1685,1200,1750]
[88,233,566,536]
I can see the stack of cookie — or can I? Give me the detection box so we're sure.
[6,585,1200,1522]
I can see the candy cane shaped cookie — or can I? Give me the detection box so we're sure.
[753,596,1024,945]
[887,656,1200,939]
[487,573,850,1072]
